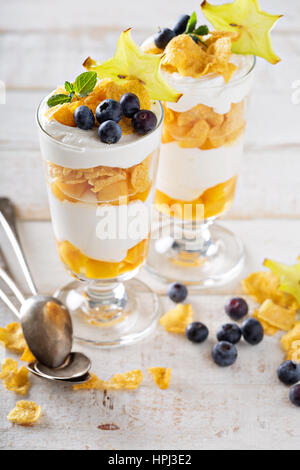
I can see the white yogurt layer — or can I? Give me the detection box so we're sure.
[157,137,244,201]
[38,96,163,169]
[48,190,152,262]
[164,54,255,114]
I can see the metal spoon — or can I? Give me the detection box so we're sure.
[27,362,91,385]
[0,198,72,368]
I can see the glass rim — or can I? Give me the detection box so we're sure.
[164,55,256,90]
[36,97,164,153]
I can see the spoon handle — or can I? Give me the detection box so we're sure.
[0,198,38,296]
[0,267,25,304]
[0,287,20,319]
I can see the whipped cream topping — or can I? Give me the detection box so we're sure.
[157,137,244,201]
[37,96,163,169]
[163,54,255,114]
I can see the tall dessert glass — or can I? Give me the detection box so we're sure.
[147,55,256,287]
[37,98,163,346]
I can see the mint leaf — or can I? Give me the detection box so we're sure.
[74,71,97,97]
[185,11,197,34]
[194,25,209,36]
[47,94,73,107]
[190,34,208,48]
[65,81,75,93]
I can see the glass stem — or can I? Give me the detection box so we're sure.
[84,281,127,322]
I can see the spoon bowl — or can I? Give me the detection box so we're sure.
[27,362,92,385]
[34,352,91,380]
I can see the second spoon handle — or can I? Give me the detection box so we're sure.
[0,198,37,296]
[0,287,20,319]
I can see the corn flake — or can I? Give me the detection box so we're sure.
[256,299,296,332]
[0,358,30,395]
[0,322,26,354]
[160,303,194,334]
[147,367,172,390]
[7,401,41,426]
[242,272,298,310]
[73,370,143,391]
[281,322,300,352]
[253,309,278,336]
[287,340,300,362]
[20,346,36,363]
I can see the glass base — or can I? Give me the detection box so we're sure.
[54,278,159,347]
[146,222,245,289]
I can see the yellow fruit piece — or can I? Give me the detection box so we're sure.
[264,259,300,306]
[0,358,31,395]
[147,368,172,390]
[242,271,299,310]
[287,341,300,363]
[7,401,41,426]
[252,310,278,336]
[255,299,296,332]
[201,0,282,64]
[73,370,143,391]
[0,322,26,354]
[281,323,300,352]
[20,346,36,363]
[160,304,194,334]
[83,29,181,103]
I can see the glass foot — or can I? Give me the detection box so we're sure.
[54,278,159,347]
[146,222,245,289]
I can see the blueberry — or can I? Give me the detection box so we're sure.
[277,361,300,386]
[96,99,122,124]
[167,282,188,303]
[98,120,122,144]
[212,341,238,367]
[173,14,190,35]
[120,93,140,118]
[241,318,264,345]
[225,297,249,321]
[154,28,176,49]
[289,384,300,407]
[73,105,95,130]
[186,322,209,344]
[132,110,157,135]
[216,323,242,345]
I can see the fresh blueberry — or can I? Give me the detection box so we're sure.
[132,110,157,135]
[154,28,176,49]
[289,384,300,407]
[225,297,249,321]
[173,14,190,35]
[186,322,209,344]
[96,99,123,124]
[212,341,238,367]
[277,361,300,386]
[73,106,95,130]
[241,318,264,345]
[216,323,242,345]
[167,282,188,303]
[120,93,140,118]
[98,120,122,144]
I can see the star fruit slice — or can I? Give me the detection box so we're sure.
[201,0,282,64]
[264,259,300,305]
[83,29,182,103]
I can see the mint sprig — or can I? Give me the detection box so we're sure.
[185,11,209,47]
[47,71,97,107]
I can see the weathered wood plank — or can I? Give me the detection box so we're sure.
[0,0,293,32]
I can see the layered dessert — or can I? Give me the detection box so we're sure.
[37,30,180,282]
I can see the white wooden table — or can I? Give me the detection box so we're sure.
[0,0,300,450]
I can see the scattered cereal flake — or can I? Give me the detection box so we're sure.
[73,370,143,391]
[256,299,296,332]
[242,272,299,310]
[7,401,41,426]
[20,346,36,363]
[252,309,278,336]
[160,304,194,334]
[0,322,26,354]
[281,322,300,352]
[0,358,30,395]
[147,368,172,390]
[287,340,300,363]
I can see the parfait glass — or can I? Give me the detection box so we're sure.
[147,57,256,288]
[37,99,163,347]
